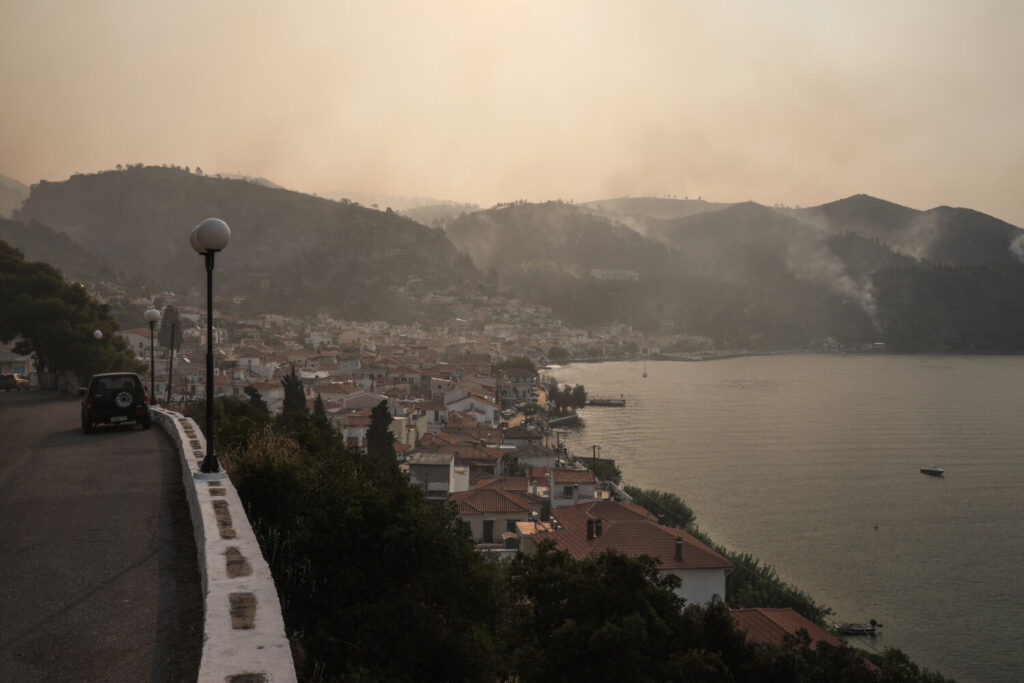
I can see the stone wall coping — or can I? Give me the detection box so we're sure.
[152,406,297,683]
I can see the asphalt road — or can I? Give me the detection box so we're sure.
[0,390,203,682]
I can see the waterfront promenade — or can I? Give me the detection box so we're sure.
[0,391,202,681]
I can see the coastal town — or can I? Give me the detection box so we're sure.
[0,278,874,657]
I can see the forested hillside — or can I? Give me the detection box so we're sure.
[447,196,1024,350]
[13,166,480,321]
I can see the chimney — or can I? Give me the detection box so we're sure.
[674,537,683,561]
[658,514,665,525]
[547,471,554,508]
[586,518,594,540]
[595,518,603,537]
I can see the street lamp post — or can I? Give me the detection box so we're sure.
[144,308,161,403]
[190,218,231,476]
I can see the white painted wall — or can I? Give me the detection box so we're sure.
[664,568,727,607]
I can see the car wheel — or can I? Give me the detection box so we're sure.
[141,412,152,430]
[82,416,94,434]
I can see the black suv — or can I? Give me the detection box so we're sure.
[81,372,152,433]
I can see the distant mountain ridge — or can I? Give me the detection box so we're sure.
[445,195,1024,350]
[6,167,1024,352]
[796,194,1022,269]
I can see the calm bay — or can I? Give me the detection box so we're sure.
[549,354,1024,683]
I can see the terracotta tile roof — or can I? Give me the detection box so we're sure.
[544,519,732,571]
[475,476,530,493]
[419,432,464,449]
[502,425,542,440]
[408,452,453,466]
[530,467,596,485]
[449,488,534,515]
[342,413,372,427]
[551,501,657,529]
[514,443,559,459]
[443,445,506,464]
[731,608,842,649]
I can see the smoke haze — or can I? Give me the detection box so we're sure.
[1,1,1022,226]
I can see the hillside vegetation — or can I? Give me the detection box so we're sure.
[14,166,479,321]
[446,196,1024,351]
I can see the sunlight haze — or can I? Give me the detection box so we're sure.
[2,0,1022,223]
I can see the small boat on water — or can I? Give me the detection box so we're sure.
[920,465,945,477]
[835,619,880,636]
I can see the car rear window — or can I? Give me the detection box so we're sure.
[94,376,138,393]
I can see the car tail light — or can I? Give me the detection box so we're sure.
[143,390,150,405]
[86,396,92,409]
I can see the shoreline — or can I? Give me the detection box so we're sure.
[544,346,1024,370]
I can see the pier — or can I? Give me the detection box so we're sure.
[586,395,626,407]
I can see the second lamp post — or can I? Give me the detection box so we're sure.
[144,308,161,403]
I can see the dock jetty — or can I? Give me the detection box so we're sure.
[586,395,626,407]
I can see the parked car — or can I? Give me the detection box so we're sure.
[0,373,29,391]
[80,372,151,432]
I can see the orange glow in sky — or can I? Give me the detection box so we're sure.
[1,0,1022,224]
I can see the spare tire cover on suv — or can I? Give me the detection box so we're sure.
[114,388,135,409]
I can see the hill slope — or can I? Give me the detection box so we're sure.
[13,166,480,321]
[0,174,29,218]
[797,194,1022,269]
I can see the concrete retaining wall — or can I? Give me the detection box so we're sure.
[152,407,296,683]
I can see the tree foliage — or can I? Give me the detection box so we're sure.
[0,240,142,385]
[366,399,397,464]
[243,385,269,415]
[503,542,690,682]
[624,486,696,528]
[219,405,503,681]
[546,381,586,412]
[494,355,536,375]
[279,365,307,421]
[157,304,184,351]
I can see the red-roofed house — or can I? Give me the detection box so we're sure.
[474,476,531,494]
[531,467,597,508]
[338,410,372,448]
[730,608,879,672]
[502,425,542,448]
[420,399,448,433]
[525,517,732,606]
[730,608,842,649]
[449,488,541,546]
[549,500,657,530]
[445,392,500,426]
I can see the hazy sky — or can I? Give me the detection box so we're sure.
[2,1,1023,225]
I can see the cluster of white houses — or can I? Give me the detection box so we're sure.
[108,319,741,609]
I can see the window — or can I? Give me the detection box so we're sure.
[483,519,495,543]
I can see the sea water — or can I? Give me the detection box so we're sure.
[549,354,1024,682]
